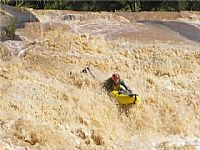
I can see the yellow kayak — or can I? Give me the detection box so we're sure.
[110,91,141,105]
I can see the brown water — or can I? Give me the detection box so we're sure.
[0,9,200,150]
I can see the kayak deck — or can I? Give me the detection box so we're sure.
[110,91,140,105]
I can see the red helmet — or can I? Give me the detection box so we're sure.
[112,73,120,80]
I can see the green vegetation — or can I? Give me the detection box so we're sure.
[5,18,16,39]
[0,0,200,11]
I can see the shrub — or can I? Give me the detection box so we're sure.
[5,18,16,39]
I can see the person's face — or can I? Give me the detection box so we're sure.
[113,78,120,84]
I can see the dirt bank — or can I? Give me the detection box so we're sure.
[115,11,200,21]
[0,4,38,41]
[138,20,200,43]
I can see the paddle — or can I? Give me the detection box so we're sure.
[81,66,95,79]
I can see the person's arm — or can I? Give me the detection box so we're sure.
[104,78,113,92]
[120,80,129,91]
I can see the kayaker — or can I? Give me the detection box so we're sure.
[104,73,130,93]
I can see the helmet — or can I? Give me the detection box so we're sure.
[112,73,120,81]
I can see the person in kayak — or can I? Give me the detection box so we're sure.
[104,73,130,93]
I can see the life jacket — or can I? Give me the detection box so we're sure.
[104,78,127,92]
[112,81,126,91]
[112,82,121,91]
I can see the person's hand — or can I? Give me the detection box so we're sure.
[118,89,125,94]
[127,89,133,94]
